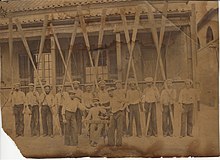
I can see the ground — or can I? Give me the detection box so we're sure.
[1,104,219,158]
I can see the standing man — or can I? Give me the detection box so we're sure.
[160,79,176,137]
[179,79,196,137]
[142,77,160,137]
[127,80,142,137]
[26,83,40,137]
[113,80,127,135]
[62,90,86,146]
[55,86,69,136]
[97,80,110,107]
[8,83,26,137]
[108,87,126,146]
[39,84,54,137]
[82,84,94,109]
[72,80,83,135]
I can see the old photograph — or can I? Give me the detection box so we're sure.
[0,0,219,158]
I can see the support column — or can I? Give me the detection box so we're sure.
[51,36,56,94]
[190,4,197,83]
[116,32,122,81]
[9,17,13,85]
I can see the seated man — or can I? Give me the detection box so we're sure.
[85,98,107,147]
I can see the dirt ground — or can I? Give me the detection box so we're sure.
[1,104,219,158]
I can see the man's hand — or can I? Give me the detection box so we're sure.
[63,118,67,123]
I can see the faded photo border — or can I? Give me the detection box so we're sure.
[0,0,220,159]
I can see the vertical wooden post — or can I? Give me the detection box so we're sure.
[51,36,56,94]
[116,32,122,81]
[9,17,13,85]
[190,4,197,83]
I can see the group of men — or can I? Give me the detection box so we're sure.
[7,77,199,147]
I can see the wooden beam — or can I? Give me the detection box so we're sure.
[153,1,168,83]
[8,17,13,85]
[78,6,98,88]
[51,36,56,95]
[116,32,122,80]
[190,4,197,83]
[0,18,188,40]
[120,8,140,91]
[95,9,107,81]
[50,23,74,90]
[146,2,166,81]
[37,15,49,64]
[14,19,46,94]
[61,18,79,91]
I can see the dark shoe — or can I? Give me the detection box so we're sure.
[187,134,193,137]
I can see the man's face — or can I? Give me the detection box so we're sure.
[100,84,105,90]
[70,93,75,100]
[185,81,191,89]
[167,81,172,88]
[147,82,152,87]
[108,90,113,97]
[14,85,20,91]
[86,86,91,92]
[29,86,34,92]
[116,83,122,89]
[130,83,136,90]
[73,83,79,89]
[44,86,50,94]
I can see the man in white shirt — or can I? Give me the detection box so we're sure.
[97,80,110,107]
[26,83,40,136]
[108,87,126,146]
[113,80,127,135]
[8,83,26,137]
[82,84,94,109]
[54,86,69,136]
[62,90,86,146]
[39,84,54,137]
[160,79,176,137]
[179,79,196,137]
[126,80,142,137]
[142,77,160,137]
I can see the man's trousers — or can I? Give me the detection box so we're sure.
[41,105,53,136]
[180,103,193,137]
[127,104,142,137]
[29,105,40,136]
[108,110,124,146]
[162,104,174,136]
[13,104,24,136]
[144,102,157,136]
[58,105,64,135]
[64,111,78,146]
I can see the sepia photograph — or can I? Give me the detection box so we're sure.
[0,0,219,158]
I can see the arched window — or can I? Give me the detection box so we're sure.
[206,26,214,44]
[197,37,200,49]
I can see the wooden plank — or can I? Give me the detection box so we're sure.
[78,6,98,87]
[145,2,166,81]
[37,15,48,64]
[51,36,56,95]
[120,8,140,91]
[153,1,168,84]
[190,4,197,83]
[50,23,74,90]
[14,19,46,94]
[61,18,79,91]
[0,19,189,40]
[116,32,122,80]
[8,17,13,84]
[95,9,107,81]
